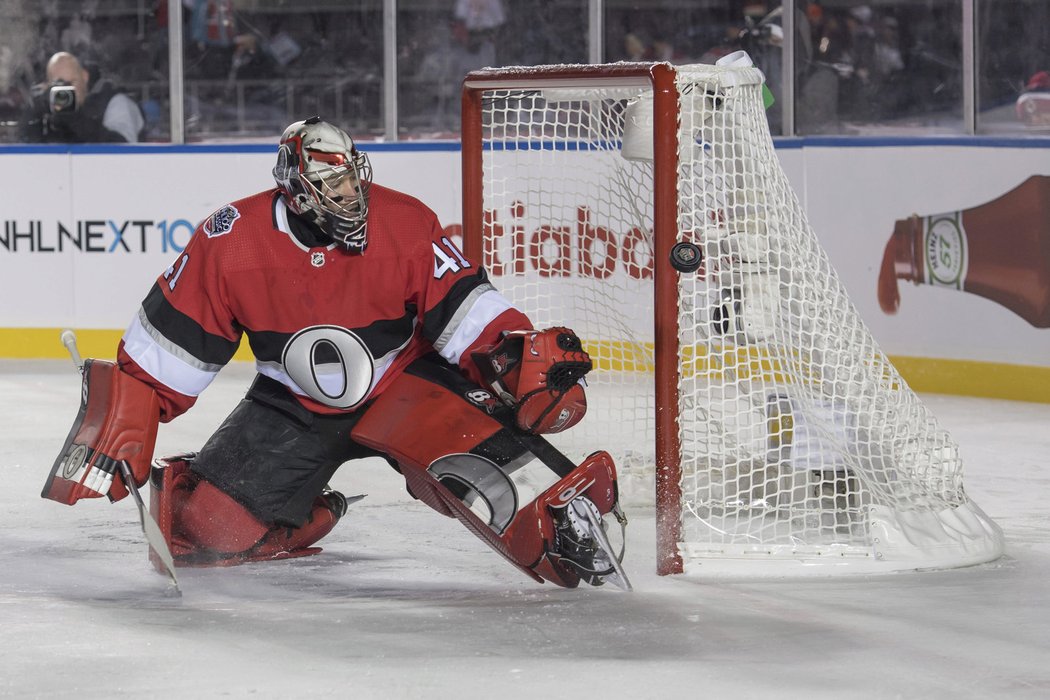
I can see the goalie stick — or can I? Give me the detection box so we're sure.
[61,330,181,596]
[119,459,181,595]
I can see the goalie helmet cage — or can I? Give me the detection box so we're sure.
[461,62,1004,576]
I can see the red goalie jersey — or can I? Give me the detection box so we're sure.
[117,186,531,420]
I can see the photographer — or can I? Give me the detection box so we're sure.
[19,51,144,144]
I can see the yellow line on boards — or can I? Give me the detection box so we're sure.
[2,329,1048,403]
[887,356,1050,404]
[0,328,255,362]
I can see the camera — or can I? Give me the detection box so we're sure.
[49,84,77,113]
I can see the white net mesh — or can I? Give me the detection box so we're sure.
[469,63,1003,573]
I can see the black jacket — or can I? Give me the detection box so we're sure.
[19,77,144,144]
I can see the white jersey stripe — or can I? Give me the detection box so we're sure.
[134,307,226,373]
[436,288,517,366]
[255,360,307,397]
[122,312,219,397]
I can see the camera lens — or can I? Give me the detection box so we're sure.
[50,85,75,112]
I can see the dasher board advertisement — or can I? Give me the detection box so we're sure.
[1,141,1049,396]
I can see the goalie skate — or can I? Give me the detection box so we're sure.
[554,497,632,591]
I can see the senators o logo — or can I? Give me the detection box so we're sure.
[282,326,375,409]
[62,444,88,479]
[429,453,518,534]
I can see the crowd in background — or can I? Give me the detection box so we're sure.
[0,0,1047,143]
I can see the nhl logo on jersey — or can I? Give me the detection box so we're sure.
[203,204,241,238]
[311,251,326,267]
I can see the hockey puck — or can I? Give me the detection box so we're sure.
[669,242,703,273]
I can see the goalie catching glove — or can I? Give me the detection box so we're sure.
[472,327,591,434]
[42,359,160,505]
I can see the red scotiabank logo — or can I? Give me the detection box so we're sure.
[454,202,656,280]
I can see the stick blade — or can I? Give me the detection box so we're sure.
[119,461,181,596]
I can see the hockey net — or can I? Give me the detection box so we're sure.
[461,62,1003,575]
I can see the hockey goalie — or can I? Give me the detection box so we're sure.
[41,117,629,589]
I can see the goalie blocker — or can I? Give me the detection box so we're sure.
[42,359,160,504]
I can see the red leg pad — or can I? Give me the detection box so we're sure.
[151,455,341,567]
[176,479,269,554]
[149,455,194,573]
[352,372,505,472]
[249,498,340,559]
[352,368,620,586]
[500,450,619,587]
[394,450,618,588]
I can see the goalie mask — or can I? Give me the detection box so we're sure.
[273,117,373,252]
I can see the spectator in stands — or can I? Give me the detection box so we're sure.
[872,16,904,80]
[19,51,144,143]
[623,31,652,61]
[187,0,239,79]
[453,0,505,66]
[191,0,236,50]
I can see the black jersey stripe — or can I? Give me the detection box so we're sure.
[141,283,242,365]
[421,268,493,344]
[244,311,417,363]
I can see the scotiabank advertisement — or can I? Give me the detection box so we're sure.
[1,142,1049,387]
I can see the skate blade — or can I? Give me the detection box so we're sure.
[580,502,633,592]
[602,569,632,591]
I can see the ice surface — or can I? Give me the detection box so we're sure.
[2,360,1049,698]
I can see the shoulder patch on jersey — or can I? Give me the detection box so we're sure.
[203,204,241,238]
